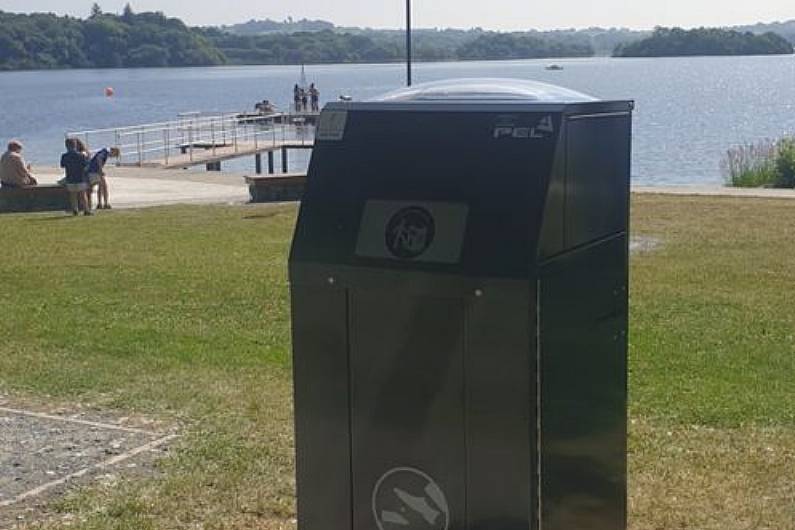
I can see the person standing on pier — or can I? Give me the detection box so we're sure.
[309,83,320,112]
[301,88,308,113]
[0,140,38,188]
[294,84,302,112]
[61,138,91,216]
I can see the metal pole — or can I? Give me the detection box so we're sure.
[406,0,412,86]
[164,129,170,165]
[211,122,216,157]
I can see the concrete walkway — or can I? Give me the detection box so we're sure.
[34,167,250,210]
[634,185,795,199]
[29,166,795,210]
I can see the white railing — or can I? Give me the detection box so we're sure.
[66,112,315,167]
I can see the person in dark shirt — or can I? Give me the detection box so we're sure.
[61,138,90,216]
[86,147,120,210]
[294,84,302,112]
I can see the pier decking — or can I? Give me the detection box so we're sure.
[127,140,314,170]
[68,113,315,173]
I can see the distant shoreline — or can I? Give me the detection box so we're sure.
[3,52,794,74]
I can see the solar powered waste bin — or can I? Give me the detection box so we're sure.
[289,79,632,530]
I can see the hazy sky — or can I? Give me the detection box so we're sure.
[2,0,795,30]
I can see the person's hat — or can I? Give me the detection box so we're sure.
[8,139,23,151]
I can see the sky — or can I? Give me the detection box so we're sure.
[2,0,795,30]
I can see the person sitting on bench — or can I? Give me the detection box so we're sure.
[0,140,38,188]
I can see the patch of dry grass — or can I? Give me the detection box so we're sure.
[630,418,795,530]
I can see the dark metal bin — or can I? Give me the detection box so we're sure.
[289,79,632,530]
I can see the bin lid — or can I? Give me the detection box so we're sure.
[371,78,597,104]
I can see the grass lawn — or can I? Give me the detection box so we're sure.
[0,196,793,529]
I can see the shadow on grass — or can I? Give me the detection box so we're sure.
[242,212,285,221]
[26,214,83,222]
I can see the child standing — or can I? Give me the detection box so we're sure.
[61,138,90,216]
[86,147,119,210]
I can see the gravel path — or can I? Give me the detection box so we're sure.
[0,401,175,528]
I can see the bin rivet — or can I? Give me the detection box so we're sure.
[474,289,484,297]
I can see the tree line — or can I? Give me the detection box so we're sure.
[0,5,224,70]
[0,7,593,71]
[2,7,793,71]
[199,28,595,64]
[614,27,794,57]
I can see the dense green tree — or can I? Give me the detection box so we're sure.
[127,44,170,67]
[457,32,593,60]
[614,27,794,57]
[0,9,225,70]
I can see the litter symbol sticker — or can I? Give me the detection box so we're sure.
[316,110,348,141]
[372,468,450,530]
[385,207,436,260]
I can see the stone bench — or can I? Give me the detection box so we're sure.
[0,185,70,213]
[245,173,307,203]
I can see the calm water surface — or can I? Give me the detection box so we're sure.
[1,55,794,185]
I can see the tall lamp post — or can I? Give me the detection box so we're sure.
[406,0,412,86]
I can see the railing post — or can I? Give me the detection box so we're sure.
[189,126,194,162]
[115,130,121,166]
[164,129,170,166]
[137,131,143,166]
[211,122,216,157]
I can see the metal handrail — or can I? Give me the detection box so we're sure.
[67,112,315,167]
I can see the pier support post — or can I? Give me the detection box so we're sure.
[281,147,288,173]
[206,161,221,172]
[255,153,262,175]
[268,151,275,174]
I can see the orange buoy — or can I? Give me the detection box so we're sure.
[105,87,115,97]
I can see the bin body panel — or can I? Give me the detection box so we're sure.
[565,114,631,249]
[346,285,536,530]
[291,287,352,530]
[539,234,628,530]
[350,292,467,530]
[464,289,535,530]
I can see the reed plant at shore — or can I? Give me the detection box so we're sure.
[723,137,795,188]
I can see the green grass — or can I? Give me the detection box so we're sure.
[1,197,794,529]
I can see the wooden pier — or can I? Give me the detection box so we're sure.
[124,139,314,172]
[68,113,316,174]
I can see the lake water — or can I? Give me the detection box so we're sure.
[1,55,795,186]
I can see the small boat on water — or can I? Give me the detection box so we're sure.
[545,64,564,71]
